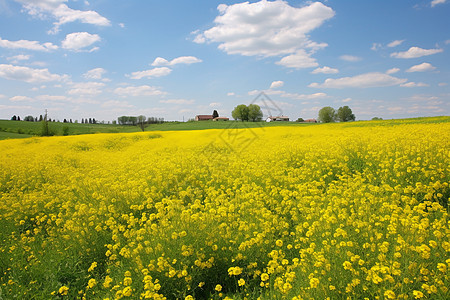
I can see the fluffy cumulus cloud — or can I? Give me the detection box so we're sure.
[10,95,34,102]
[194,1,334,68]
[128,67,172,80]
[83,68,107,80]
[15,0,111,33]
[431,0,447,7]
[276,50,319,69]
[406,62,436,72]
[114,85,166,97]
[270,81,284,89]
[62,32,100,51]
[311,66,339,74]
[391,47,443,59]
[387,40,405,48]
[159,99,195,105]
[339,55,362,62]
[0,37,58,51]
[68,82,105,95]
[400,82,430,87]
[309,72,407,88]
[151,56,202,67]
[386,68,400,74]
[0,64,68,83]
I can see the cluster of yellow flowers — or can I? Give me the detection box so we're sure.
[0,117,449,299]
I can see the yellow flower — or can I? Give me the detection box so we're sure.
[238,278,245,286]
[384,290,396,299]
[122,286,132,297]
[215,284,222,292]
[87,278,96,289]
[276,239,283,247]
[309,277,319,288]
[58,286,69,296]
[261,273,269,282]
[413,290,424,299]
[88,262,97,272]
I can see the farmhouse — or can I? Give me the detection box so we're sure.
[266,116,290,122]
[303,118,317,123]
[195,115,229,121]
[195,115,214,121]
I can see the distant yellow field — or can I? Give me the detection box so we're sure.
[0,119,449,299]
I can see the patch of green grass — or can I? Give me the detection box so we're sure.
[0,131,33,140]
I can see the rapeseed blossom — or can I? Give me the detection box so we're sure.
[0,117,449,299]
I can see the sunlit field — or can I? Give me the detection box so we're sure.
[0,118,449,299]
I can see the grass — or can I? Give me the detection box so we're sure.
[1,116,449,140]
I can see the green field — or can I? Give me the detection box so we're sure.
[1,116,449,140]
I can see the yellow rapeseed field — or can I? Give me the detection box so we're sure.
[0,118,449,299]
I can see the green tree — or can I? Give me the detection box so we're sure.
[248,104,263,122]
[337,106,355,122]
[212,110,219,118]
[296,117,304,122]
[232,104,249,121]
[137,115,146,131]
[318,106,336,123]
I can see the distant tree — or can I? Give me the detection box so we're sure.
[17,116,21,121]
[70,119,73,123]
[63,119,67,123]
[212,110,219,118]
[11,115,17,121]
[372,117,383,121]
[137,115,146,131]
[232,104,249,121]
[248,104,263,122]
[41,111,50,136]
[296,117,304,122]
[337,106,355,122]
[39,115,43,122]
[89,118,92,124]
[34,117,38,122]
[92,118,96,124]
[24,116,35,122]
[318,106,336,123]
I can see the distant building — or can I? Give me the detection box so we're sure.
[195,115,229,121]
[303,118,317,123]
[266,116,290,122]
[195,115,214,121]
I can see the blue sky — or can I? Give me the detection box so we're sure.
[0,0,449,122]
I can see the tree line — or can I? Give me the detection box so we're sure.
[318,106,355,123]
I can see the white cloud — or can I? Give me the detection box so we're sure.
[342,98,352,103]
[309,72,407,88]
[406,62,436,72]
[276,50,318,69]
[35,95,68,102]
[227,92,235,96]
[62,32,100,51]
[387,40,405,48]
[371,43,382,51]
[0,64,68,83]
[83,68,107,80]
[386,68,400,74]
[101,100,134,108]
[7,54,31,61]
[431,0,447,7]
[339,55,362,62]
[194,1,334,67]
[159,99,195,104]
[209,102,222,108]
[438,82,448,86]
[270,81,284,89]
[114,85,166,97]
[390,46,443,58]
[400,82,430,87]
[10,95,34,102]
[311,66,339,74]
[15,0,111,33]
[151,56,202,66]
[68,82,105,95]
[128,67,172,80]
[0,36,58,51]
[281,92,327,100]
